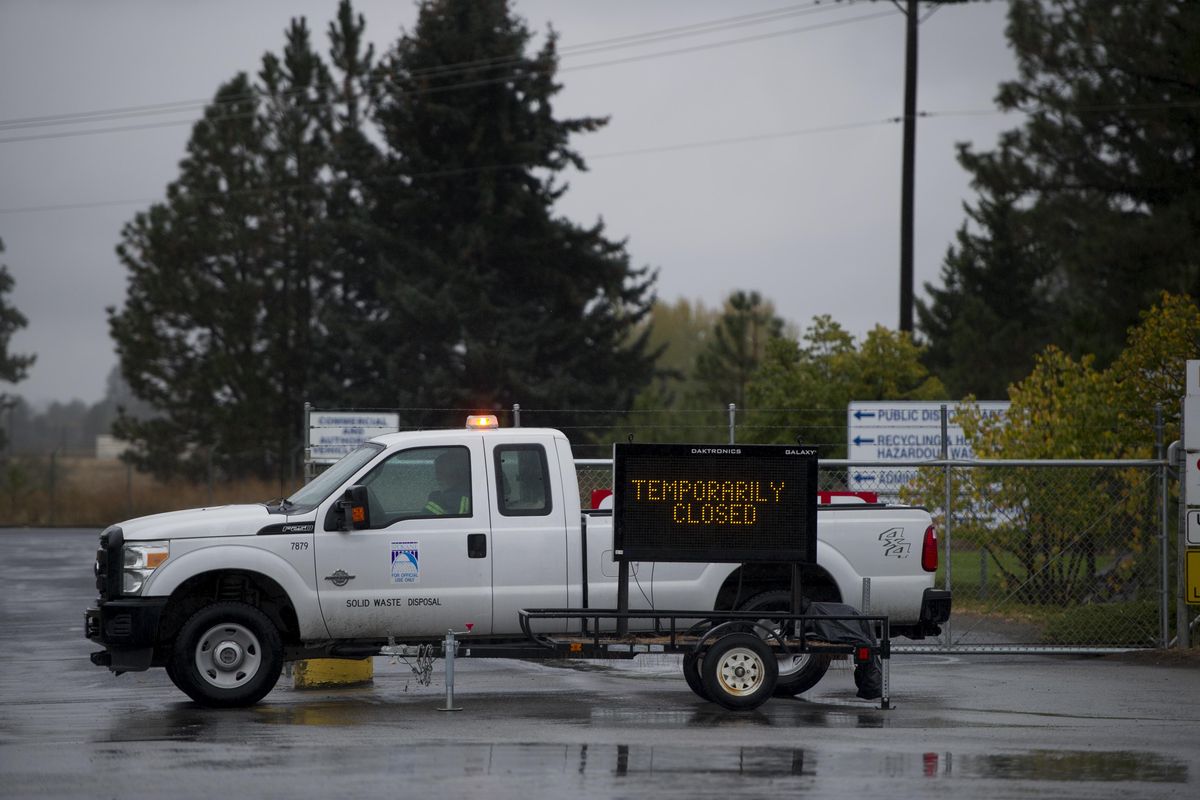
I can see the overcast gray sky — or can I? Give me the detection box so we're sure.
[0,0,1017,407]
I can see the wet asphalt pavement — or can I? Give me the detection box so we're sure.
[1,528,1197,799]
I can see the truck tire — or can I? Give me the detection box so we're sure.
[682,651,711,701]
[739,590,833,697]
[700,633,778,711]
[169,601,283,708]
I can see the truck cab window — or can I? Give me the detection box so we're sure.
[495,444,551,516]
[359,446,473,527]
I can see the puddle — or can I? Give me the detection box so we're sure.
[931,750,1189,782]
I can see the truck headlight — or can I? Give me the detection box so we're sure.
[122,541,169,595]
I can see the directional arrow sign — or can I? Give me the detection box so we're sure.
[847,400,1009,501]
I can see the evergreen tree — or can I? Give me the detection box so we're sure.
[0,238,35,452]
[367,0,656,425]
[110,18,352,479]
[919,0,1200,387]
[693,290,783,409]
[917,165,1059,398]
[311,1,387,403]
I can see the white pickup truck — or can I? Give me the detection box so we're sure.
[87,420,950,708]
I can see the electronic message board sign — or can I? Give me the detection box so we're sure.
[612,443,818,564]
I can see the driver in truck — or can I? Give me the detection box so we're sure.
[425,449,471,516]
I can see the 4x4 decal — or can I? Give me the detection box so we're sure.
[879,528,911,558]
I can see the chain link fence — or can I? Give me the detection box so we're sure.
[293,403,1185,652]
[569,457,1171,652]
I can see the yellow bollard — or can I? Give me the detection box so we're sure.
[292,657,374,689]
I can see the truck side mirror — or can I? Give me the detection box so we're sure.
[338,485,371,531]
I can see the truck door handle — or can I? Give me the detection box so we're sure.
[467,533,487,559]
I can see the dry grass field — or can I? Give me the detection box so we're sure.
[0,456,295,528]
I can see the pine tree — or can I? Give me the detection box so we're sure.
[693,290,783,409]
[367,0,656,425]
[917,162,1058,398]
[110,18,349,479]
[919,0,1200,385]
[0,237,35,451]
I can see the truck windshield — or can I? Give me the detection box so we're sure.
[285,444,384,510]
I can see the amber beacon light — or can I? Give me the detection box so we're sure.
[466,414,499,429]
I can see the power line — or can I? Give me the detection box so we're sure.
[0,115,906,215]
[0,7,896,147]
[4,98,1198,214]
[0,0,857,133]
[0,118,198,145]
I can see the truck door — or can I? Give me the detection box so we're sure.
[486,437,569,632]
[314,439,493,637]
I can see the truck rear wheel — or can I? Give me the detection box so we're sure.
[700,633,778,711]
[682,651,710,701]
[169,601,283,708]
[740,590,833,696]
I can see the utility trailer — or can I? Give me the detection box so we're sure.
[374,606,892,712]
[521,607,891,710]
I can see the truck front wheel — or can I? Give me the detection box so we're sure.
[700,633,778,711]
[169,601,283,708]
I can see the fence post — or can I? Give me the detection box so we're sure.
[126,461,133,519]
[48,450,57,527]
[941,404,951,648]
[728,403,736,445]
[303,402,313,484]
[1177,420,1191,649]
[513,403,521,428]
[1155,404,1168,648]
[207,448,214,506]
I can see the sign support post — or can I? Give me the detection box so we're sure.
[1180,359,1200,647]
[616,560,630,637]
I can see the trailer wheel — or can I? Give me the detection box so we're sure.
[169,601,283,708]
[740,590,833,696]
[700,633,778,711]
[682,651,711,701]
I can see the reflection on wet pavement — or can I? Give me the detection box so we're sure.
[931,750,1188,783]
[5,530,1198,799]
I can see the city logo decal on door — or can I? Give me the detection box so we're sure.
[391,541,420,584]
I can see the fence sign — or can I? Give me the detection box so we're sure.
[612,443,818,563]
[308,412,400,464]
[846,401,1009,499]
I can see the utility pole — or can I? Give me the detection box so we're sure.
[868,0,970,332]
[899,0,919,333]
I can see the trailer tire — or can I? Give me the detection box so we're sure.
[701,633,777,711]
[169,601,283,708]
[682,651,711,701]
[740,590,833,697]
